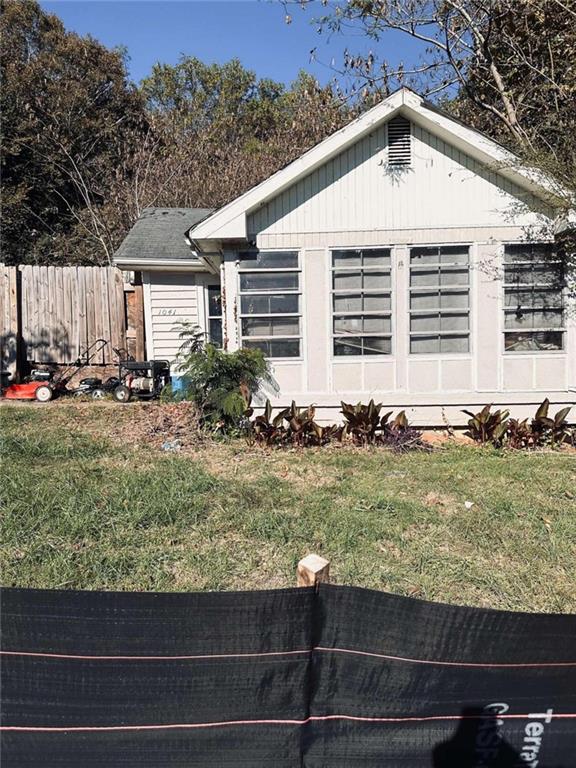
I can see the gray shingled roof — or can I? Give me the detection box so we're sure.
[114,208,214,262]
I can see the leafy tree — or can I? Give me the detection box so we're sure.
[2,2,353,266]
[108,61,354,230]
[142,56,286,141]
[1,0,146,264]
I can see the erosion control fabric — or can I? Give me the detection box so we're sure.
[1,584,575,767]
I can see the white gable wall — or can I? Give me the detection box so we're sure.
[248,122,551,238]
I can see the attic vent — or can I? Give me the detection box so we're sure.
[387,116,411,166]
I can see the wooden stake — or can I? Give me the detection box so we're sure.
[296,554,330,588]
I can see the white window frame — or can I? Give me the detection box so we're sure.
[408,244,471,355]
[502,242,565,354]
[237,249,302,360]
[330,246,394,358]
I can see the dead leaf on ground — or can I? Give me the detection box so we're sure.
[425,492,446,507]
[407,585,424,597]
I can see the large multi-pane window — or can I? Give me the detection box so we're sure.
[409,245,470,354]
[238,250,301,358]
[331,248,392,355]
[206,285,222,347]
[503,244,565,352]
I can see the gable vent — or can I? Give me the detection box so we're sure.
[387,116,411,166]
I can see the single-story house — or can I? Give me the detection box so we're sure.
[115,88,575,425]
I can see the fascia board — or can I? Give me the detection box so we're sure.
[197,253,222,275]
[113,257,209,272]
[407,103,567,203]
[204,213,248,240]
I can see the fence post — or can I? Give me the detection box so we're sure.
[123,272,145,361]
[132,280,145,360]
[296,554,330,588]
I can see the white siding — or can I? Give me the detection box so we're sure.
[248,123,551,237]
[143,272,201,362]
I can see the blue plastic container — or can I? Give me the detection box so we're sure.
[171,376,186,395]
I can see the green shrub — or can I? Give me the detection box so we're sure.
[340,400,389,445]
[247,399,429,452]
[463,399,573,449]
[248,400,345,447]
[530,399,573,447]
[175,324,271,430]
[462,405,510,446]
[506,417,533,450]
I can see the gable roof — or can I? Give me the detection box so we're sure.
[187,88,564,245]
[114,208,213,269]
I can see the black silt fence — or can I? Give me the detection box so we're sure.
[1,584,575,766]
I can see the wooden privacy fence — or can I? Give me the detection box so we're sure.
[0,265,144,377]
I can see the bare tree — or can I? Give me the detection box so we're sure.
[282,1,575,157]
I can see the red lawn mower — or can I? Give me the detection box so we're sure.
[1,339,111,402]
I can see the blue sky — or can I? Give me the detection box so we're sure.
[40,1,424,89]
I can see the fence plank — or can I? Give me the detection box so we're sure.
[47,265,55,361]
[29,266,37,358]
[15,265,133,365]
[112,268,126,352]
[41,266,48,361]
[90,268,100,360]
[101,269,111,364]
[86,268,95,355]
[62,267,72,362]
[19,266,29,355]
[79,267,88,355]
[54,266,65,360]
[0,266,10,337]
[68,267,79,363]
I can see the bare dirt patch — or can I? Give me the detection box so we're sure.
[421,430,474,446]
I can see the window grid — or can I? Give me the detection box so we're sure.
[503,244,565,352]
[409,246,471,355]
[206,285,223,348]
[331,248,393,357]
[238,250,302,359]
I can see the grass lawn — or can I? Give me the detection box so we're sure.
[1,402,575,612]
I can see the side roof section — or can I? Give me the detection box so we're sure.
[114,208,213,268]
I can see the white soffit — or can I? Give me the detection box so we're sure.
[187,88,564,243]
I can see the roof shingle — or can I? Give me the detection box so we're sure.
[114,208,214,263]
